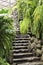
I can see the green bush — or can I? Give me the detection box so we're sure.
[15,0,43,39]
[20,17,31,34]
[0,5,15,65]
[32,5,43,39]
[0,57,10,65]
[0,16,15,58]
[0,9,8,14]
[15,0,39,34]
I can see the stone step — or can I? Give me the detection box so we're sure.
[12,28,42,65]
[12,49,30,53]
[16,30,31,34]
[12,62,43,65]
[14,38,30,40]
[13,57,40,62]
[13,40,29,43]
[14,40,29,42]
[12,46,28,49]
[13,44,28,46]
[17,62,43,65]
[13,43,29,46]
[15,34,30,38]
[12,53,34,58]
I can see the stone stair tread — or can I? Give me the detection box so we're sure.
[12,49,30,53]
[13,53,34,56]
[15,35,30,38]
[16,30,31,34]
[12,46,28,49]
[14,39,29,41]
[12,49,29,52]
[12,46,27,47]
[11,21,42,65]
[13,57,40,62]
[13,43,28,46]
[17,62,43,65]
[13,40,28,43]
[13,52,34,58]
[14,38,30,40]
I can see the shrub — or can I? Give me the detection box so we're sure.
[0,57,10,65]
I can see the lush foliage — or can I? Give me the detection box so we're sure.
[0,8,15,64]
[17,0,37,33]
[14,0,43,39]
[32,5,43,39]
[0,16,15,57]
[14,0,39,33]
[0,57,10,65]
[0,9,8,14]
[10,0,43,61]
[20,17,31,34]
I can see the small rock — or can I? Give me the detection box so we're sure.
[36,49,42,56]
[28,36,31,40]
[12,63,17,65]
[28,41,31,51]
[36,43,41,48]
[41,45,43,53]
[34,38,38,44]
[30,37,34,43]
[41,54,43,61]
[31,42,36,49]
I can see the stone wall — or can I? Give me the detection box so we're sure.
[0,0,16,9]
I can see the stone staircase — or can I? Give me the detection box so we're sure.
[11,29,43,65]
[10,6,43,65]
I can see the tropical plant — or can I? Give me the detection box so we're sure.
[19,0,39,34]
[0,9,8,14]
[32,5,43,39]
[0,8,15,65]
[14,0,43,39]
[0,16,15,58]
[20,17,31,34]
[0,57,10,65]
